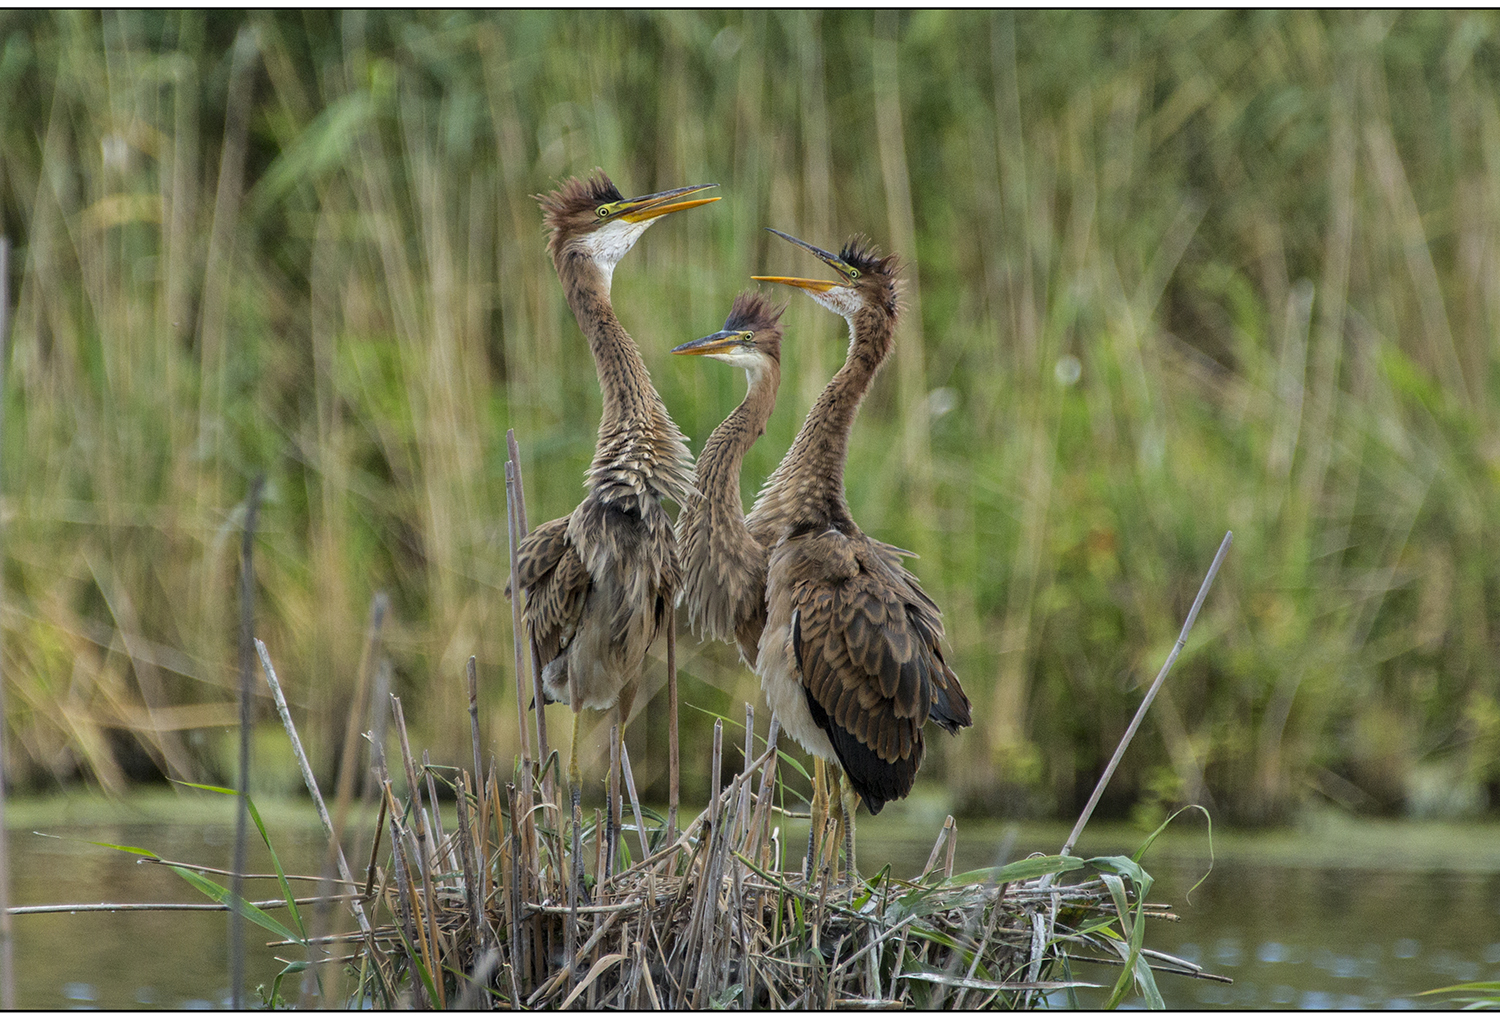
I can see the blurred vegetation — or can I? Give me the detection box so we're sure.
[2,10,1498,825]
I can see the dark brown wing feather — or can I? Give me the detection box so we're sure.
[514,515,589,679]
[784,530,971,814]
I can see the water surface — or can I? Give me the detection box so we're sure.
[10,796,1500,1009]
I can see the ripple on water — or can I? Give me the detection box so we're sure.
[1487,943,1500,965]
[1428,949,1479,982]
[1257,940,1291,964]
[1300,990,1334,1009]
[1212,937,1243,967]
[62,983,97,1002]
[1392,937,1421,959]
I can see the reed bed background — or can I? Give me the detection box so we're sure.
[2,11,1498,824]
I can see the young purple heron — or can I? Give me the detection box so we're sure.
[672,290,787,667]
[516,170,718,873]
[748,229,972,872]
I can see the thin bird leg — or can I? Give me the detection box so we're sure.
[825,766,844,882]
[606,721,621,883]
[568,706,584,953]
[805,758,827,879]
[839,777,860,886]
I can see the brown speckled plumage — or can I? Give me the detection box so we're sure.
[749,234,971,815]
[514,171,700,721]
[674,291,786,667]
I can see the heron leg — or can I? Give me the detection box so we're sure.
[566,707,583,971]
[805,757,828,879]
[826,766,845,883]
[839,777,860,886]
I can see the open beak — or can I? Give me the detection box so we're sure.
[619,183,721,223]
[751,227,852,291]
[671,330,741,356]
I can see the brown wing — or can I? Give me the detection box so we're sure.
[787,530,971,814]
[514,515,589,673]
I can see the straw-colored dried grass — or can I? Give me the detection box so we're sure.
[255,435,1229,1009]
[275,706,1225,1010]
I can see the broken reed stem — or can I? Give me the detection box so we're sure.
[466,658,483,811]
[10,895,361,916]
[502,448,546,977]
[380,773,429,1009]
[503,461,533,766]
[256,639,371,934]
[506,429,552,790]
[1060,530,1232,859]
[666,608,679,844]
[395,700,446,1007]
[466,656,490,928]
[454,773,485,952]
[618,741,650,863]
[333,592,388,836]
[389,698,430,875]
[745,715,781,864]
[607,723,621,883]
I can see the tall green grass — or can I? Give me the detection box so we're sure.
[2,10,1497,822]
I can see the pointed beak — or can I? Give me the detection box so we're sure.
[750,274,839,293]
[619,183,721,223]
[751,227,853,291]
[671,329,742,356]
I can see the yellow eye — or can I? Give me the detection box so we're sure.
[597,205,613,218]
[847,268,861,279]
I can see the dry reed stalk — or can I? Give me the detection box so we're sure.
[282,529,1232,1009]
[1059,530,1233,860]
[332,592,388,839]
[505,430,552,790]
[666,608,680,843]
[617,742,650,863]
[256,640,371,934]
[503,462,533,768]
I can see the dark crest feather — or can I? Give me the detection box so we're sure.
[722,290,787,363]
[839,235,902,279]
[535,169,625,259]
[723,291,788,333]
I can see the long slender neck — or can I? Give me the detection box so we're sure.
[557,251,656,424]
[696,361,780,518]
[751,305,893,534]
[555,250,696,505]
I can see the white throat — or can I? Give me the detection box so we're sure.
[575,217,657,293]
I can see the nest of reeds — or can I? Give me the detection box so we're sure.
[263,694,1227,1010]
[249,436,1232,1009]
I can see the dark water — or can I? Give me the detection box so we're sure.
[10,810,1500,1009]
[1071,861,1500,1009]
[13,820,334,1010]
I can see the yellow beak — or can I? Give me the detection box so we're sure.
[618,184,722,223]
[671,329,743,356]
[752,228,855,290]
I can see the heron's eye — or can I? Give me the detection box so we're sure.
[847,268,861,280]
[597,205,613,218]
